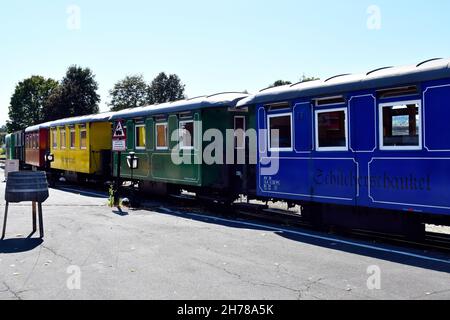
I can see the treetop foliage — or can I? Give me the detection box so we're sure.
[7,76,58,132]
[44,65,100,121]
[270,80,293,88]
[300,74,320,83]
[147,72,186,105]
[108,75,149,112]
[269,75,319,88]
[108,72,186,111]
[7,66,100,132]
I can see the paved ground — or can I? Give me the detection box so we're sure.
[0,175,449,300]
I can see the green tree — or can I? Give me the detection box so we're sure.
[270,80,292,88]
[108,75,149,111]
[269,75,319,89]
[147,72,186,104]
[7,76,58,131]
[0,125,7,146]
[299,74,319,83]
[44,65,100,121]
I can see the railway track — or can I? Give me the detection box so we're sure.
[208,201,450,256]
[342,229,450,255]
[160,194,450,255]
[257,211,450,255]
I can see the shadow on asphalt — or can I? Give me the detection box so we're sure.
[148,205,450,274]
[0,238,43,254]
[113,208,129,216]
[32,184,450,274]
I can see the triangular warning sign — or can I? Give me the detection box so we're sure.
[114,121,125,138]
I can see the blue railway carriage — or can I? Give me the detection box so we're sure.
[237,58,450,236]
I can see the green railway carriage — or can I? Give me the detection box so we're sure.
[110,92,252,201]
[5,131,25,166]
[5,134,14,160]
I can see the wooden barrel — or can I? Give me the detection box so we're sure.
[5,171,49,203]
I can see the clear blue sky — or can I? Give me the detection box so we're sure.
[1,0,450,126]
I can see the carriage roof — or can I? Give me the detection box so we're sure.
[109,92,249,121]
[237,58,450,107]
[25,112,116,132]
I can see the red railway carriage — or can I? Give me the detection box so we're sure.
[25,123,51,169]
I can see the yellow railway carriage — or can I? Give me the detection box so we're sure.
[48,113,114,178]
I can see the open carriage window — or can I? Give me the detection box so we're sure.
[52,129,57,149]
[268,113,293,152]
[60,128,66,149]
[80,127,87,149]
[380,101,422,150]
[70,127,76,149]
[180,120,194,150]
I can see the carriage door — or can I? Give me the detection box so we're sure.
[233,115,248,194]
[312,97,357,207]
[348,94,377,209]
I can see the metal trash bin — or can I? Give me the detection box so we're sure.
[6,172,49,203]
[2,171,49,239]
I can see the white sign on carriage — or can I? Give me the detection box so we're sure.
[112,120,127,152]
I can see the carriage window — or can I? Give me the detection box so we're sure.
[234,116,246,149]
[135,125,146,149]
[180,120,194,150]
[80,129,87,149]
[156,123,168,150]
[60,129,66,149]
[70,128,76,149]
[377,86,419,99]
[316,108,348,151]
[52,130,57,149]
[268,113,292,152]
[380,101,421,150]
[315,96,346,106]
